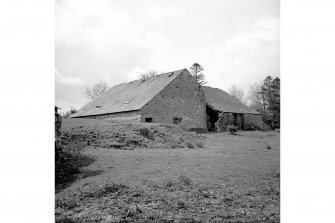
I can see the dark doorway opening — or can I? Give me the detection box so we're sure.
[145,117,153,123]
[233,113,238,126]
[239,114,244,130]
[206,105,219,131]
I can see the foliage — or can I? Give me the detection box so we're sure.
[260,76,280,128]
[256,108,273,127]
[256,122,271,131]
[168,142,180,149]
[189,63,207,86]
[227,125,238,134]
[55,141,95,187]
[245,123,257,131]
[228,84,247,104]
[215,113,233,132]
[248,76,280,129]
[84,81,109,100]
[195,141,204,148]
[186,142,194,148]
[62,107,78,119]
[247,81,263,108]
[138,70,159,80]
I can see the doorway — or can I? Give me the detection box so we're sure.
[206,105,219,131]
[239,114,244,130]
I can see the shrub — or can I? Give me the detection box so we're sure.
[227,125,238,134]
[55,141,95,186]
[168,142,180,149]
[260,110,274,129]
[137,127,154,140]
[245,123,257,131]
[195,141,204,148]
[256,122,271,131]
[62,107,78,119]
[186,142,194,148]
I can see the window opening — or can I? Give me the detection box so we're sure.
[145,117,153,123]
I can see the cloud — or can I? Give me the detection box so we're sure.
[55,69,84,85]
[226,17,279,48]
[56,0,279,109]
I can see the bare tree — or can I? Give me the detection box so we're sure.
[84,81,109,100]
[138,70,159,80]
[228,84,246,104]
[246,81,263,108]
[189,63,207,86]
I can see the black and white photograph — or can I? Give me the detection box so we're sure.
[4,0,335,222]
[55,0,280,222]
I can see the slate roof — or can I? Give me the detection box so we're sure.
[203,86,260,115]
[71,69,187,117]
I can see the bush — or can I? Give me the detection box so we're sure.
[62,107,78,119]
[195,141,204,148]
[256,122,271,131]
[168,142,180,149]
[227,125,238,134]
[259,110,274,129]
[245,123,257,131]
[55,142,95,186]
[186,142,194,148]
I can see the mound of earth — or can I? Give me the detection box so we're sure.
[61,118,205,150]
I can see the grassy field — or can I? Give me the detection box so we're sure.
[56,120,280,223]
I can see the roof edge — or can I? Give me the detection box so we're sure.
[70,109,141,118]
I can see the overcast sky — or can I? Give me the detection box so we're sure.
[56,0,279,112]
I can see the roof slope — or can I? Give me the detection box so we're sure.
[203,86,260,114]
[72,69,187,117]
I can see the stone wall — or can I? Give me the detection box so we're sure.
[215,113,234,132]
[75,110,142,122]
[216,113,262,131]
[141,71,207,130]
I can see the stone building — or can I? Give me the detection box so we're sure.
[72,69,261,131]
[71,69,208,130]
[202,86,262,131]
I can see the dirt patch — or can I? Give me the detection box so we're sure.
[61,118,205,150]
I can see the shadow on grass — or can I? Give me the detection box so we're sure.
[55,149,103,193]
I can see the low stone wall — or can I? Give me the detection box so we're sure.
[74,110,142,122]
